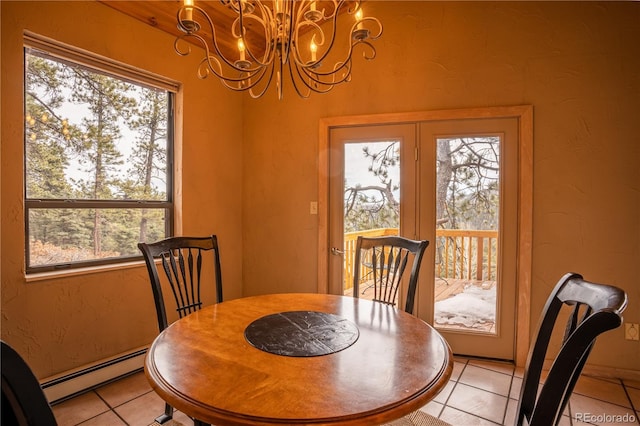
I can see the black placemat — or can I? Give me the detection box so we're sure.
[244,311,360,357]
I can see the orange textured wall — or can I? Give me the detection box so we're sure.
[1,1,243,378]
[241,2,639,371]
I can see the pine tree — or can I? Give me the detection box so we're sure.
[68,67,134,255]
[127,88,168,243]
[344,142,400,232]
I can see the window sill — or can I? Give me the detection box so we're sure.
[25,260,146,283]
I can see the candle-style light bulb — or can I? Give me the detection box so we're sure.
[184,0,194,21]
[238,38,246,61]
[310,39,318,62]
[355,8,364,30]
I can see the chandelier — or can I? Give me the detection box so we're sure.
[175,0,383,99]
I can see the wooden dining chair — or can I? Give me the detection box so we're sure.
[515,272,628,426]
[138,235,223,425]
[353,235,429,315]
[1,341,58,426]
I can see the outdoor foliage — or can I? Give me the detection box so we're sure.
[25,51,170,269]
[436,137,500,231]
[344,137,500,232]
[344,142,400,232]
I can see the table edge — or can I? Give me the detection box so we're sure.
[144,294,455,425]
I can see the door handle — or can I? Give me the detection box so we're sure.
[331,247,344,256]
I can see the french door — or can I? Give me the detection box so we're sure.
[324,112,526,361]
[328,124,417,297]
[415,118,518,359]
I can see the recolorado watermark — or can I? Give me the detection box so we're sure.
[575,412,637,423]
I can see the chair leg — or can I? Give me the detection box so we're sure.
[193,419,210,426]
[154,403,174,423]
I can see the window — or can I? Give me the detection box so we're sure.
[24,34,176,273]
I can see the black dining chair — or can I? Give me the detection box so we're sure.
[138,235,223,425]
[1,340,58,426]
[353,235,429,315]
[515,272,628,426]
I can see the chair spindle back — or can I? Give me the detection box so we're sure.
[138,235,223,332]
[353,235,429,314]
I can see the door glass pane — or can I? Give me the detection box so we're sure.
[434,136,500,334]
[343,141,400,297]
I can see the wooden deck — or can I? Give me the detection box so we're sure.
[434,277,496,302]
[344,277,497,333]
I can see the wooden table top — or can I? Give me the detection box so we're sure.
[145,293,453,426]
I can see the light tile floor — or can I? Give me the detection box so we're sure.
[51,357,640,426]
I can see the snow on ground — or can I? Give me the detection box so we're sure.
[434,284,496,328]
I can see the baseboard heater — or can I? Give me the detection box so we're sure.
[41,347,148,405]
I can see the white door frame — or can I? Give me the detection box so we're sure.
[317,105,533,367]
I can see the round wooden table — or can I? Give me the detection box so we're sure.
[145,293,453,426]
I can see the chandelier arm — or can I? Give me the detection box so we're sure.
[299,49,353,78]
[290,61,336,96]
[174,35,193,57]
[288,0,346,68]
[189,42,271,87]
[291,20,324,67]
[309,0,344,66]
[179,4,272,75]
[361,16,384,41]
[310,0,340,21]
[246,60,276,98]
[292,0,373,70]
[220,0,238,13]
[293,22,378,77]
[177,5,236,69]
[218,65,270,93]
[188,37,266,84]
[196,53,259,84]
[298,58,353,87]
[288,58,313,98]
[281,0,295,64]
[234,2,276,68]
[217,66,265,83]
[357,40,378,61]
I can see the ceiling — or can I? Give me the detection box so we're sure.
[98,0,351,58]
[100,0,266,59]
[100,1,348,61]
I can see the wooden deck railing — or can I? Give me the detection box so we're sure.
[343,228,498,290]
[343,228,398,291]
[435,229,498,282]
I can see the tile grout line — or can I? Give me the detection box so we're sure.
[442,359,503,425]
[500,367,516,426]
[436,359,466,420]
[619,379,640,425]
[70,390,122,426]
[621,379,638,411]
[113,389,158,426]
[82,379,156,426]
[96,389,130,426]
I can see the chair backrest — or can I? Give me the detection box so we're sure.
[515,272,628,426]
[138,235,223,332]
[353,235,429,314]
[1,341,57,426]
